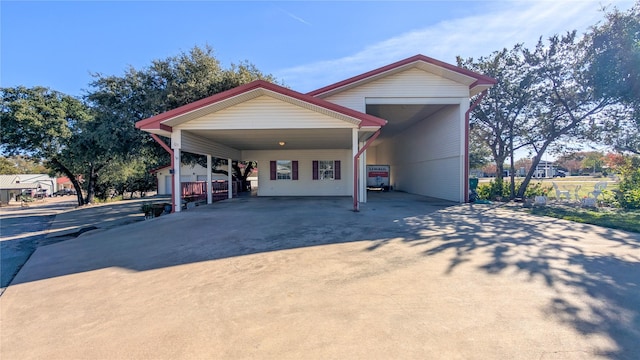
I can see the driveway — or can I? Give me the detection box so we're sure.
[0,197,77,291]
[1,193,639,359]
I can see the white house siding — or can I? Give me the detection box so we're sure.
[371,105,462,202]
[178,96,355,130]
[321,68,470,112]
[242,149,352,197]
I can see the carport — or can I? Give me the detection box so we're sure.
[135,81,387,212]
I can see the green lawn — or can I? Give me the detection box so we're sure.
[529,206,640,233]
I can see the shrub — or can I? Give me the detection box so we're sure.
[476,179,551,201]
[615,157,640,210]
[524,182,552,198]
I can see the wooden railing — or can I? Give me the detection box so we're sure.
[181,181,239,203]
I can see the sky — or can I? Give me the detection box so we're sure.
[1,0,635,98]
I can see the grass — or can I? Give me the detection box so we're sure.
[529,206,640,233]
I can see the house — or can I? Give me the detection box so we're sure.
[533,160,559,178]
[0,175,39,205]
[136,55,496,212]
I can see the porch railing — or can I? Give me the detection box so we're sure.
[181,180,239,203]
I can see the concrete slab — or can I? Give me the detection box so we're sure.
[1,193,639,359]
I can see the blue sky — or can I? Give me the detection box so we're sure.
[1,0,635,98]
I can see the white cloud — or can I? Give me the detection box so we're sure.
[277,0,633,93]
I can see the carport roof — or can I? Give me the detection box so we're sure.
[135,80,387,135]
[307,54,497,98]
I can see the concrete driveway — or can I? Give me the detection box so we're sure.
[1,193,639,359]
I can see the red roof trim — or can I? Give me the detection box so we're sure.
[135,80,386,130]
[307,54,497,97]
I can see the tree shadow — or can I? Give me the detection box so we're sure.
[382,203,640,359]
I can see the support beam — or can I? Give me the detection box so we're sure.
[207,155,212,204]
[353,129,381,212]
[150,134,175,213]
[227,159,233,199]
[173,150,182,212]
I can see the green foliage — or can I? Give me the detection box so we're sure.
[1,86,91,205]
[0,157,19,174]
[523,182,552,198]
[477,179,551,201]
[615,157,640,209]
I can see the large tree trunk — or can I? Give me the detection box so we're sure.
[50,158,84,206]
[516,141,552,198]
[85,164,98,204]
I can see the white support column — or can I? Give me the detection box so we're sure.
[227,158,233,199]
[171,129,182,212]
[352,128,359,202]
[359,141,366,202]
[361,149,367,203]
[173,149,182,212]
[206,155,212,204]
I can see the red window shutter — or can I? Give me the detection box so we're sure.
[312,161,319,180]
[292,161,299,180]
[270,161,276,180]
[335,160,341,180]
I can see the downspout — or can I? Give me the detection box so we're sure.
[150,134,176,213]
[464,89,489,202]
[353,129,381,212]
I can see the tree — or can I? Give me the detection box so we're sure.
[586,4,640,154]
[1,86,91,205]
[3,156,49,174]
[515,31,617,198]
[0,157,19,174]
[458,45,534,198]
[582,151,605,174]
[556,153,584,175]
[468,132,492,170]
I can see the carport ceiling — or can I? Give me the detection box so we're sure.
[190,129,353,150]
[366,104,447,139]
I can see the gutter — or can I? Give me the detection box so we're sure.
[464,89,489,202]
[353,129,381,212]
[150,134,176,213]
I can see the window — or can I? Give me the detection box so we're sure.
[313,160,341,180]
[270,160,299,180]
[277,160,291,180]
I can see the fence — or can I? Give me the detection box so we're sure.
[181,180,239,203]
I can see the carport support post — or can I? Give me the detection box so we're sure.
[207,155,213,204]
[353,129,381,212]
[150,133,176,213]
[173,149,182,212]
[227,158,233,199]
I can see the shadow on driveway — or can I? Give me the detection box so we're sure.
[5,192,640,358]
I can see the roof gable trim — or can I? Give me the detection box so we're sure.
[307,54,496,98]
[135,80,386,132]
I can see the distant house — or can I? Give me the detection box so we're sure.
[13,174,56,195]
[533,160,559,178]
[0,175,39,205]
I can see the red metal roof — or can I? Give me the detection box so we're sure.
[307,54,497,97]
[135,80,387,132]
